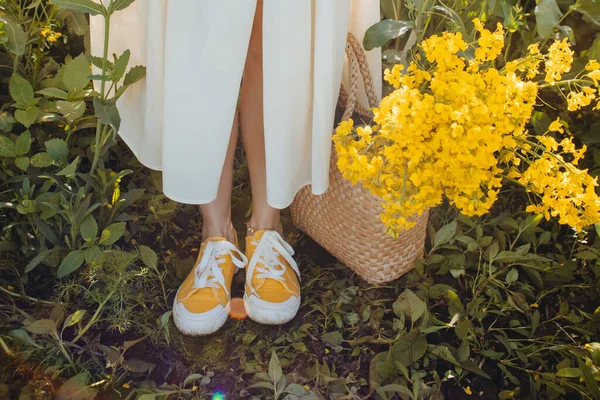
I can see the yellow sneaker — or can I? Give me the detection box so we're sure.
[173,235,247,336]
[244,230,301,324]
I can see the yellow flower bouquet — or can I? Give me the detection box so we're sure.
[333,19,600,237]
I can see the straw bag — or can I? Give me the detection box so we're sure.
[290,33,429,285]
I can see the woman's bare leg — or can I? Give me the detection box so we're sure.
[240,0,281,232]
[199,111,239,243]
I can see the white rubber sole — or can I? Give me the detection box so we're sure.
[243,293,301,325]
[172,297,229,336]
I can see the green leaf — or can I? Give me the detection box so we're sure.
[57,100,86,123]
[51,0,105,16]
[57,250,86,278]
[45,138,69,164]
[109,0,136,13]
[9,74,34,105]
[140,245,158,270]
[15,108,38,127]
[8,329,42,348]
[0,112,17,132]
[434,221,457,247]
[84,246,101,264]
[93,97,121,130]
[25,248,55,273]
[556,367,582,378]
[26,319,57,335]
[98,222,126,246]
[111,49,131,82]
[123,65,146,86]
[31,152,54,167]
[55,9,89,36]
[321,331,344,347]
[57,156,80,177]
[15,157,30,171]
[363,20,415,51]
[15,130,31,156]
[0,14,27,55]
[535,0,562,39]
[37,87,69,99]
[268,350,283,385]
[506,268,519,284]
[64,310,86,328]
[430,345,460,366]
[391,333,427,366]
[55,372,97,400]
[62,54,91,92]
[0,136,16,157]
[80,215,98,242]
[393,288,427,322]
[574,0,600,25]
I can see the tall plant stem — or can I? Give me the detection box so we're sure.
[89,12,111,175]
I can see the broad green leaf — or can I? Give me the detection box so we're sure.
[111,49,131,82]
[574,0,600,26]
[57,156,80,177]
[55,372,97,400]
[556,367,582,378]
[535,0,562,39]
[430,345,460,366]
[93,97,121,130]
[393,288,427,322]
[9,74,34,105]
[84,246,102,264]
[8,329,42,348]
[370,352,395,384]
[123,65,146,86]
[31,152,54,167]
[63,54,91,92]
[110,0,136,13]
[434,221,457,247]
[0,112,16,132]
[140,245,158,270]
[0,14,26,55]
[45,138,69,164]
[378,384,413,397]
[57,100,86,123]
[268,350,283,384]
[55,9,89,36]
[57,250,86,278]
[64,310,86,328]
[0,136,15,157]
[15,108,38,127]
[51,0,105,16]
[183,373,204,388]
[80,215,98,242]
[26,319,57,335]
[391,332,427,366]
[15,130,31,156]
[36,87,69,99]
[99,222,126,246]
[321,331,344,347]
[15,157,30,171]
[506,268,519,284]
[363,20,414,51]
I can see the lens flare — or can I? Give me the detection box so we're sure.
[228,297,247,320]
[212,391,226,400]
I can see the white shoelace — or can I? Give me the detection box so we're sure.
[246,231,301,297]
[192,240,248,296]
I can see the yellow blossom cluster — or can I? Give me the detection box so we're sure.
[333,20,600,235]
[40,26,62,43]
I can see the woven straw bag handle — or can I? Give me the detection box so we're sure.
[339,32,380,121]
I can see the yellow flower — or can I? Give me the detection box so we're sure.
[548,118,564,133]
[464,386,473,395]
[544,38,573,84]
[40,26,62,43]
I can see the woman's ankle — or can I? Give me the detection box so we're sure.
[202,221,237,243]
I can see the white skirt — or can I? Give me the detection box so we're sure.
[90,0,381,208]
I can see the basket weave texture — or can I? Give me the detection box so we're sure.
[290,33,429,285]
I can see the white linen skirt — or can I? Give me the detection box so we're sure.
[90,0,381,208]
